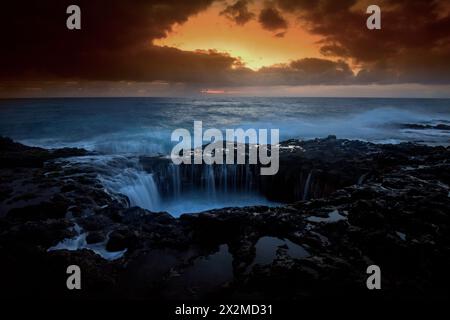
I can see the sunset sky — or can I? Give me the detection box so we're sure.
[154,1,322,70]
[1,0,450,97]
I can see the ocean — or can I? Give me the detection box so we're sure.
[1,97,449,215]
[1,97,449,151]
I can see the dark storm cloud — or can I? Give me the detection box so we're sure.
[0,0,217,81]
[274,0,450,84]
[1,0,449,90]
[220,0,255,25]
[258,6,288,31]
[253,58,354,85]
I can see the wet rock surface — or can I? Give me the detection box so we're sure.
[0,136,449,300]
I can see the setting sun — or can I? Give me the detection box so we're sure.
[154,2,322,70]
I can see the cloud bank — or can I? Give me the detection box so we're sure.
[0,0,449,95]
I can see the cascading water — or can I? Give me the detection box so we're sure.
[145,158,260,199]
[57,153,343,217]
[204,165,216,198]
[302,171,313,200]
[138,157,279,216]
[114,168,160,211]
[60,153,277,216]
[169,164,181,198]
[61,154,163,212]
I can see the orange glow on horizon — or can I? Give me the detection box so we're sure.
[201,89,226,94]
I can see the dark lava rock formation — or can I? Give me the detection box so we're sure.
[1,136,449,300]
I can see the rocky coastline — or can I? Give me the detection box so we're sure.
[1,136,449,300]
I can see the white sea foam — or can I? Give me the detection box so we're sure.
[4,98,449,155]
[48,224,127,261]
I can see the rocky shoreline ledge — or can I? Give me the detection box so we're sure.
[1,136,449,300]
